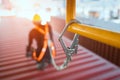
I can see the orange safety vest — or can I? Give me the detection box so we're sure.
[32,23,56,61]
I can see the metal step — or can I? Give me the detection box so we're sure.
[0,17,120,80]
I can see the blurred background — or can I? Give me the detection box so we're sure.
[0,0,120,24]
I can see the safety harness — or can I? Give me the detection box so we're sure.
[32,19,80,71]
[32,23,56,62]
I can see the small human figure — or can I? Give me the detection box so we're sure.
[26,14,54,70]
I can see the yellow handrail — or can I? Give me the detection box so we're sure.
[66,0,120,49]
[66,0,76,23]
[67,23,120,48]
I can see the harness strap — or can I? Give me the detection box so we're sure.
[33,23,56,62]
[50,42,56,58]
[35,26,45,34]
[33,40,48,61]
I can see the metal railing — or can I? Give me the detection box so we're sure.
[64,0,120,49]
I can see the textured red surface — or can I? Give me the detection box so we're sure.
[0,17,120,80]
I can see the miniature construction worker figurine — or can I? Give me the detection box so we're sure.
[26,14,54,70]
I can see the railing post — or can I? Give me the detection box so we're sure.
[66,0,76,23]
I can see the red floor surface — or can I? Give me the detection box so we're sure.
[0,17,120,80]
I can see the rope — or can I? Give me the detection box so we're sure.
[48,40,71,70]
